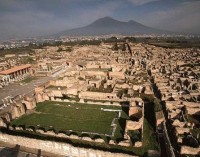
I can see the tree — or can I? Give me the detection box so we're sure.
[124,37,136,42]
[177,78,182,84]
[57,47,63,52]
[176,86,181,92]
[109,36,117,42]
[112,42,118,51]
[183,79,190,88]
[121,43,126,51]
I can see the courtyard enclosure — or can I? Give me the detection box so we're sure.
[1,96,159,156]
[11,101,128,139]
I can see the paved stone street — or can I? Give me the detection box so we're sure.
[0,76,52,105]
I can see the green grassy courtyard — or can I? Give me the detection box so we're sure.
[11,101,125,135]
[7,97,160,156]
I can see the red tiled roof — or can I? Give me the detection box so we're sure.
[0,64,31,75]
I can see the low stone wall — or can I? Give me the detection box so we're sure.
[0,132,138,157]
[180,146,200,155]
[50,98,121,106]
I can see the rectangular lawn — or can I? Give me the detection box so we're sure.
[11,101,121,135]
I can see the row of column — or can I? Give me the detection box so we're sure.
[10,67,30,80]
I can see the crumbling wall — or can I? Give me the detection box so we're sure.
[109,72,125,80]
[79,91,118,101]
[0,95,37,126]
[0,132,138,157]
[10,104,25,119]
[22,97,36,110]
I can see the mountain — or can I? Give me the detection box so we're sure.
[56,16,168,37]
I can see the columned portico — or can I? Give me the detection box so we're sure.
[0,64,31,84]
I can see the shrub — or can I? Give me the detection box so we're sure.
[128,130,141,144]
[117,88,128,98]
[153,99,162,112]
[78,77,84,80]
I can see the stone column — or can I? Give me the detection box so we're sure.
[16,71,19,79]
[14,72,17,80]
[28,67,30,73]
[10,73,13,81]
[17,70,20,80]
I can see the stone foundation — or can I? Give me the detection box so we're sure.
[0,132,138,157]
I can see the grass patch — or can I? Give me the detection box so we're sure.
[12,113,116,134]
[46,86,67,90]
[142,119,159,150]
[21,76,37,83]
[9,98,159,156]
[7,117,158,156]
[84,99,119,104]
[11,101,123,135]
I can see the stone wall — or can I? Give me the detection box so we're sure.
[0,95,36,128]
[85,71,107,77]
[109,72,125,80]
[79,91,119,101]
[0,132,138,157]
[180,146,200,155]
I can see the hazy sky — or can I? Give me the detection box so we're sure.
[0,0,200,40]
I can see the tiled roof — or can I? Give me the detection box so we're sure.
[0,64,31,75]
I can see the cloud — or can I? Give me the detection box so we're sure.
[0,0,199,40]
[0,0,123,40]
[0,10,69,40]
[74,1,122,26]
[139,1,200,33]
[128,0,159,6]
